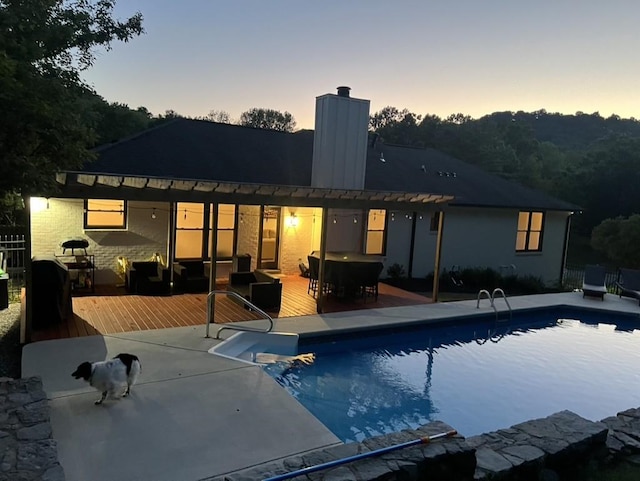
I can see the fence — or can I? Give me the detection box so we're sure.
[0,232,26,300]
[563,264,619,292]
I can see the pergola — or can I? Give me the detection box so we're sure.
[22,171,455,342]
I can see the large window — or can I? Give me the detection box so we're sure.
[175,202,206,259]
[208,204,236,260]
[175,203,237,260]
[84,199,127,229]
[365,209,386,255]
[516,211,544,252]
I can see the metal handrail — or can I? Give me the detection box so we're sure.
[491,288,513,320]
[477,288,513,320]
[476,289,496,317]
[205,290,274,339]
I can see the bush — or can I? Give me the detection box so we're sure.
[432,266,546,295]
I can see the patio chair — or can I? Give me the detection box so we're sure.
[582,264,607,300]
[616,268,640,305]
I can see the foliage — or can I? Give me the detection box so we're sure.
[239,108,296,132]
[592,214,640,269]
[386,263,406,279]
[201,110,232,123]
[435,267,546,294]
[368,105,640,245]
[0,0,144,197]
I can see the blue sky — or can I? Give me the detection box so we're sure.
[81,0,640,129]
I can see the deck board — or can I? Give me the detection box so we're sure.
[30,276,431,342]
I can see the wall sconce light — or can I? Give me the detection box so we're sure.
[353,215,358,224]
[333,215,337,224]
[285,213,299,228]
[391,212,395,221]
[151,208,157,219]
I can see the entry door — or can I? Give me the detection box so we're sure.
[260,207,281,269]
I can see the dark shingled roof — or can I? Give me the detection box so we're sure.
[91,119,313,186]
[83,118,577,211]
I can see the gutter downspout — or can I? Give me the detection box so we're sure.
[559,212,573,286]
[408,211,417,279]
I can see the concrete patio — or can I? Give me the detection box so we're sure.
[22,292,640,481]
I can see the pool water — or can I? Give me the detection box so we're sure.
[264,309,640,443]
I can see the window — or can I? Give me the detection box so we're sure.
[208,204,236,260]
[175,203,238,260]
[84,199,127,229]
[516,211,544,252]
[175,202,205,259]
[365,209,386,255]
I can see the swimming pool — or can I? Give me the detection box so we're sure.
[263,308,640,443]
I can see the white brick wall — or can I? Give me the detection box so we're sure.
[31,198,169,285]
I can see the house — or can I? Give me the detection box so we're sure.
[25,87,577,338]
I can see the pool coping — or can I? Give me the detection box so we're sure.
[21,291,640,481]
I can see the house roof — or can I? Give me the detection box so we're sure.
[365,143,578,211]
[58,118,577,212]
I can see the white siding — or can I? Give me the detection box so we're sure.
[384,207,570,285]
[311,94,370,190]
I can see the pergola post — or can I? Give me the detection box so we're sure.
[316,207,329,313]
[431,210,445,303]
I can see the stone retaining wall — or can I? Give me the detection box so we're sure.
[0,377,64,481]
[207,409,640,481]
[3,375,640,481]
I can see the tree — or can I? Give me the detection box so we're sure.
[239,108,296,132]
[202,110,231,123]
[591,215,640,269]
[0,0,144,197]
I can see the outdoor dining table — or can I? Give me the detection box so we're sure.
[309,251,384,299]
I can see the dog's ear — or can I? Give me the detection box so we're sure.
[71,362,92,381]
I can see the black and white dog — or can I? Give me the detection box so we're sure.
[72,353,141,405]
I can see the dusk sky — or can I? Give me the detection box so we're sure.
[82,0,640,129]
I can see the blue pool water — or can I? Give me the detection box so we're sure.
[263,308,640,443]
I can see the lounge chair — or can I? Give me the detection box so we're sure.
[582,264,607,300]
[616,268,640,305]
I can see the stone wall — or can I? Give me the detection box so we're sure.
[0,376,64,481]
[206,409,640,481]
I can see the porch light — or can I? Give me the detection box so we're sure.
[285,213,299,228]
[151,208,156,219]
[29,197,48,213]
[353,215,358,224]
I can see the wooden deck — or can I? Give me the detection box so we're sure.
[30,276,432,342]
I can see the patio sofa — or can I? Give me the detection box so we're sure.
[173,260,209,293]
[227,269,282,311]
[126,261,171,296]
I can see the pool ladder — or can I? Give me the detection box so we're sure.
[205,290,274,339]
[477,288,512,320]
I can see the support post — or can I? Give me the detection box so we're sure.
[432,210,445,303]
[22,195,33,344]
[208,203,219,292]
[316,207,329,313]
